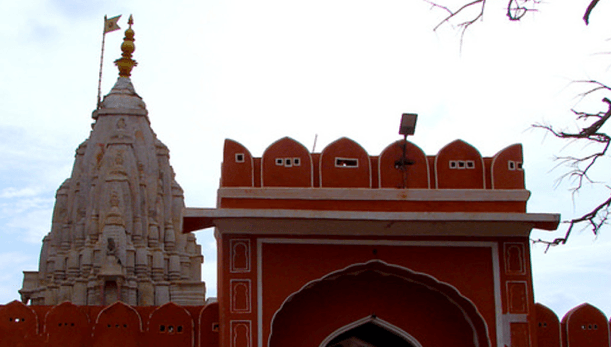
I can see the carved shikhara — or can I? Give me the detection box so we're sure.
[19,76,205,306]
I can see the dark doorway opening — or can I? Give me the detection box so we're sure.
[326,322,415,347]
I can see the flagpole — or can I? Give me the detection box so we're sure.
[97,15,107,110]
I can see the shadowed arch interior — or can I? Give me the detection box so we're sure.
[269,261,490,347]
[326,322,415,347]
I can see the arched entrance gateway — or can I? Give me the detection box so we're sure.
[268,261,491,347]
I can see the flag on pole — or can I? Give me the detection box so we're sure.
[104,15,122,34]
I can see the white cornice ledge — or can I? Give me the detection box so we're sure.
[217,188,531,202]
[183,208,560,235]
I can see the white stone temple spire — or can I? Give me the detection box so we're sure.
[20,17,205,306]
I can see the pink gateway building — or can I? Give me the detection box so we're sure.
[1,20,610,347]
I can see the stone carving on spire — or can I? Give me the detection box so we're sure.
[19,19,205,306]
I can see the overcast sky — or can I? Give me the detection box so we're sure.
[1,0,610,319]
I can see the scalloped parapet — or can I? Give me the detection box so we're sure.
[205,136,545,221]
[0,300,219,347]
[220,137,525,191]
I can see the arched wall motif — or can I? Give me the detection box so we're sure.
[435,139,486,189]
[221,139,254,187]
[378,140,429,189]
[318,315,423,347]
[45,301,91,347]
[219,137,534,190]
[0,300,40,347]
[535,303,561,347]
[319,137,371,188]
[146,302,194,347]
[562,303,610,347]
[92,301,142,347]
[490,144,525,189]
[261,137,313,187]
[268,260,491,347]
[199,302,220,347]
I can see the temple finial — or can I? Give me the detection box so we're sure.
[114,14,137,78]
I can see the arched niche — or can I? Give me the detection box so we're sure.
[222,139,254,187]
[561,303,609,347]
[435,139,485,189]
[490,144,524,189]
[378,140,429,189]
[261,137,313,187]
[319,137,371,188]
[268,260,490,347]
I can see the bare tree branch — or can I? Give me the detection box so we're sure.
[425,0,609,247]
[584,0,601,25]
[426,0,485,32]
[533,95,611,247]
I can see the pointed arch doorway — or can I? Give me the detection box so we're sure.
[322,317,420,347]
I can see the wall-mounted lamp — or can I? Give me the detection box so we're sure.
[396,113,418,188]
[399,113,418,137]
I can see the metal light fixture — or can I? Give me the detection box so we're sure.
[399,113,418,137]
[396,113,418,189]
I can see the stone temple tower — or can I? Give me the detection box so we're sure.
[19,17,205,306]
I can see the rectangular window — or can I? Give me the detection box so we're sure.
[335,157,359,168]
[293,157,301,166]
[276,158,283,166]
[235,153,245,163]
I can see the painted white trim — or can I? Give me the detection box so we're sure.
[256,239,502,347]
[229,239,251,273]
[217,187,531,201]
[235,153,245,163]
[317,315,424,347]
[257,240,263,347]
[503,242,526,275]
[491,242,503,347]
[334,157,359,168]
[201,212,556,238]
[505,281,530,314]
[230,279,252,314]
[230,320,252,347]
